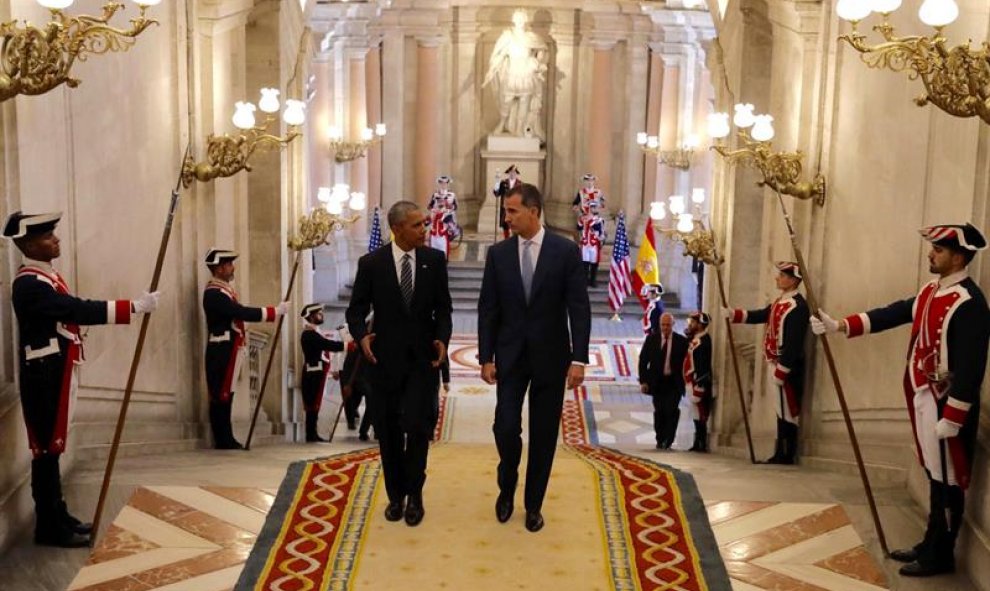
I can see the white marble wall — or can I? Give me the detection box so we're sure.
[708,0,990,585]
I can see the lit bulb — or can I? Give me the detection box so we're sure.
[326,199,344,215]
[691,188,705,204]
[349,192,367,211]
[918,0,958,27]
[317,186,332,202]
[258,88,280,113]
[37,0,74,9]
[331,184,350,203]
[677,213,694,233]
[131,0,163,8]
[650,202,666,221]
[328,125,343,141]
[647,136,659,149]
[636,132,649,145]
[361,127,374,141]
[282,99,306,126]
[683,134,700,149]
[836,0,872,21]
[669,195,686,216]
[750,114,775,142]
[232,102,257,130]
[707,113,731,139]
[870,0,901,14]
[375,123,387,136]
[733,103,756,128]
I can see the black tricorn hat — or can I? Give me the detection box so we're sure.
[775,261,802,281]
[505,164,520,174]
[204,248,239,265]
[919,223,987,252]
[2,211,61,239]
[689,311,711,326]
[301,303,323,319]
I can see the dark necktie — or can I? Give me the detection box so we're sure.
[521,240,534,302]
[400,253,413,306]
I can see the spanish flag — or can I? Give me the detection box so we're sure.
[631,218,659,309]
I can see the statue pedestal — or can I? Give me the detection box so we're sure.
[479,135,546,237]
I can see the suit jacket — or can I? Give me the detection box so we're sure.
[346,244,453,384]
[478,231,591,376]
[639,331,688,396]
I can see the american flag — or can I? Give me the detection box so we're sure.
[608,212,633,312]
[368,207,384,252]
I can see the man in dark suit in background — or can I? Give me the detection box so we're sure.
[639,313,688,450]
[346,201,452,527]
[478,183,592,533]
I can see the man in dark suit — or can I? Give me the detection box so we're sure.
[638,313,688,450]
[478,183,592,533]
[346,201,452,527]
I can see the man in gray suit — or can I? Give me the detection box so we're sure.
[478,183,592,532]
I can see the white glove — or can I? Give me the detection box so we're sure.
[721,307,732,320]
[275,301,289,316]
[936,418,961,439]
[811,310,840,335]
[690,395,701,404]
[132,291,160,314]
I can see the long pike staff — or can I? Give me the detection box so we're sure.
[92,144,190,542]
[660,222,756,463]
[769,188,890,557]
[245,208,358,450]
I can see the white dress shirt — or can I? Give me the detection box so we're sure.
[391,241,416,290]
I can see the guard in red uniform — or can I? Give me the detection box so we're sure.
[725,261,809,464]
[4,211,159,547]
[571,173,606,217]
[203,248,286,449]
[812,223,989,577]
[299,303,344,442]
[641,283,665,335]
[492,165,521,239]
[577,201,606,287]
[684,312,713,452]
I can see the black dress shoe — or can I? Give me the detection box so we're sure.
[68,519,93,535]
[495,493,513,523]
[899,561,954,577]
[35,529,91,548]
[889,547,919,563]
[384,500,405,522]
[358,433,369,442]
[305,435,328,443]
[525,511,544,532]
[404,499,425,526]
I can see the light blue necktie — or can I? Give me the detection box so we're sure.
[521,240,534,302]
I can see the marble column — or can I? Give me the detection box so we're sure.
[588,42,615,198]
[415,38,442,207]
[642,45,663,211]
[656,54,681,202]
[308,56,333,209]
[621,37,649,224]
[366,45,382,209]
[547,12,578,223]
[380,29,405,213]
[348,47,369,197]
[452,10,479,223]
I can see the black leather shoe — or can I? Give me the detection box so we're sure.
[35,529,91,548]
[495,493,513,523]
[67,519,93,535]
[890,547,919,563]
[384,500,405,522]
[358,433,369,442]
[525,511,544,532]
[899,561,954,577]
[404,499,425,526]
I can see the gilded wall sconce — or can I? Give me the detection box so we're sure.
[182,88,306,187]
[835,0,990,123]
[636,132,700,170]
[0,0,160,102]
[707,105,826,206]
[650,190,721,265]
[328,123,387,163]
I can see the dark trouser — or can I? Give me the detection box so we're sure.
[344,383,363,427]
[31,455,75,541]
[209,396,239,448]
[493,358,567,512]
[583,262,599,286]
[367,365,437,504]
[769,418,798,463]
[691,420,709,451]
[913,477,964,568]
[651,385,682,448]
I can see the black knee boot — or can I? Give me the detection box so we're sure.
[765,418,787,463]
[32,456,89,547]
[305,412,326,442]
[589,263,599,287]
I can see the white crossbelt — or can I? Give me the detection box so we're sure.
[25,338,59,360]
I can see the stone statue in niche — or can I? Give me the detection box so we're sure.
[483,9,548,140]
